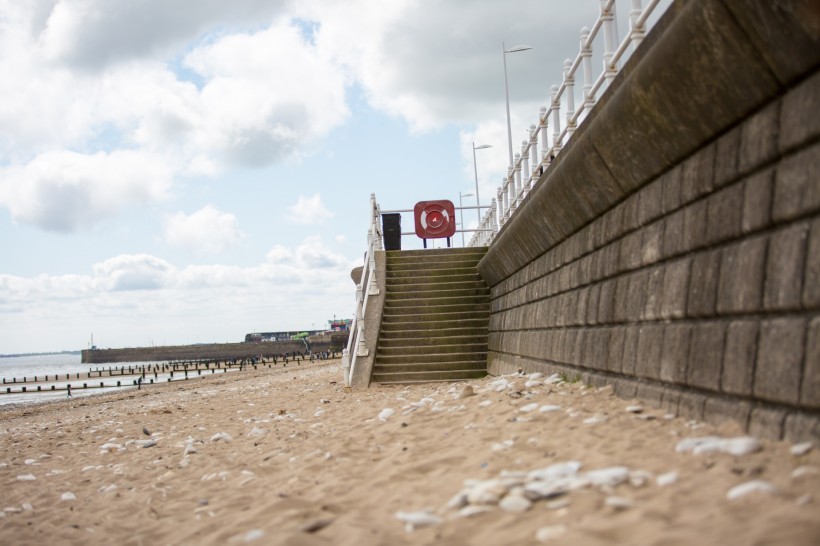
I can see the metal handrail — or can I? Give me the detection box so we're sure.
[342,193,382,386]
[470,0,666,247]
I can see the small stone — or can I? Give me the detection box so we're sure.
[791,466,819,479]
[21,503,33,511]
[498,493,532,513]
[790,442,813,456]
[519,403,539,413]
[141,440,157,448]
[143,427,151,436]
[583,414,607,425]
[394,510,442,532]
[16,474,36,481]
[625,405,644,413]
[656,471,679,487]
[456,505,493,518]
[535,524,567,543]
[585,467,630,487]
[726,480,777,500]
[629,470,653,488]
[458,386,475,399]
[604,496,633,510]
[61,492,76,501]
[243,529,264,542]
[479,400,493,408]
[545,498,570,510]
[378,408,395,422]
[466,480,507,505]
[300,518,333,533]
[539,405,562,413]
[796,494,813,506]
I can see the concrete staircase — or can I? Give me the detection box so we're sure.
[371,247,490,384]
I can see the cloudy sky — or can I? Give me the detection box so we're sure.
[0,0,670,353]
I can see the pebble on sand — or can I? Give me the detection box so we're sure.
[535,524,567,543]
[676,436,762,457]
[726,480,778,501]
[378,408,395,422]
[394,510,442,532]
[61,492,77,501]
[790,442,813,457]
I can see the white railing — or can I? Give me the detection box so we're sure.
[470,0,665,246]
[341,193,382,386]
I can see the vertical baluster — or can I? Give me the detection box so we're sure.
[521,136,530,194]
[581,27,595,109]
[630,0,645,50]
[551,85,562,154]
[564,59,576,136]
[496,187,504,231]
[601,0,618,82]
[528,124,538,183]
[503,177,511,221]
[513,153,522,207]
[539,106,549,171]
[489,198,497,241]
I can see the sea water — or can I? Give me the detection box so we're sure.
[0,353,241,407]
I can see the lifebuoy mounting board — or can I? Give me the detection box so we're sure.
[414,200,456,239]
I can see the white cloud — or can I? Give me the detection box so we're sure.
[286,193,334,225]
[0,149,172,232]
[0,239,356,351]
[165,206,243,254]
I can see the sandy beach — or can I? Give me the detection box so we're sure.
[0,359,818,545]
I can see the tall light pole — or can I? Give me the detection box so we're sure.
[503,42,533,171]
[472,142,492,225]
[459,191,474,247]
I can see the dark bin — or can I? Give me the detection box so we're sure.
[382,213,401,251]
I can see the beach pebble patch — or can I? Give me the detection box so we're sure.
[378,408,395,422]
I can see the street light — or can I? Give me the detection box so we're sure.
[459,191,475,247]
[472,142,492,226]
[503,42,533,171]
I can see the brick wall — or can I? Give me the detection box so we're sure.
[478,0,820,441]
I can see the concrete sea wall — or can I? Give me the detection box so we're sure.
[478,0,820,441]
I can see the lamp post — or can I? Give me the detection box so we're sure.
[472,142,492,226]
[459,191,475,247]
[503,42,533,171]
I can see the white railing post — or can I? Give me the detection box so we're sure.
[563,59,577,137]
[601,0,618,82]
[496,186,504,231]
[524,129,533,184]
[539,106,549,170]
[581,27,595,109]
[513,155,522,207]
[630,0,646,50]
[551,85,562,153]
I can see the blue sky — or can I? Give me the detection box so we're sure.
[0,0,669,353]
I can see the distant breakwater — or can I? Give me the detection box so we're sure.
[81,335,348,364]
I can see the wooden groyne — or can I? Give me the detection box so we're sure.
[2,352,339,396]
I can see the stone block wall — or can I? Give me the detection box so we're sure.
[478,0,820,442]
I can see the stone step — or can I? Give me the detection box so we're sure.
[374,351,487,366]
[371,369,487,384]
[373,360,487,373]
[387,280,488,294]
[377,332,488,348]
[378,325,488,340]
[376,342,487,357]
[383,302,489,316]
[379,317,490,333]
[386,248,486,260]
[386,286,490,300]
[380,311,490,327]
[386,267,480,279]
